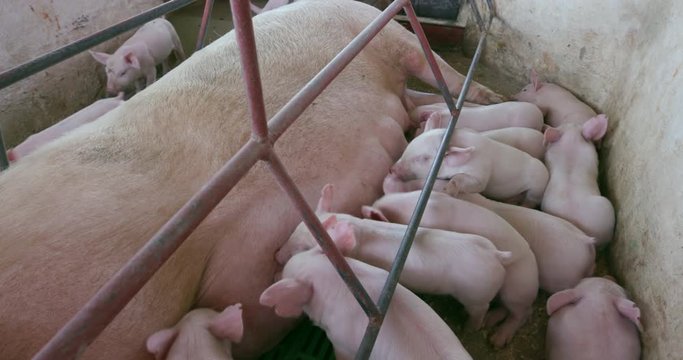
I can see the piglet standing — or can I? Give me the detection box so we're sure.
[146,304,244,360]
[90,18,185,95]
[546,277,642,360]
[513,69,601,127]
[541,115,615,246]
[261,248,473,360]
[6,93,125,162]
[391,119,549,208]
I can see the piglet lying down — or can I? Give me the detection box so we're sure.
[546,276,642,360]
[261,247,473,360]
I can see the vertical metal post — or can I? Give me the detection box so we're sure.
[355,0,495,358]
[231,0,269,140]
[195,0,215,51]
[0,131,9,171]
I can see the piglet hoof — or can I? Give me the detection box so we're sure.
[468,85,506,105]
[489,327,514,349]
[483,307,508,328]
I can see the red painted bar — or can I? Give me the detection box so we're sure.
[265,150,381,319]
[32,139,268,360]
[404,4,459,116]
[195,0,215,51]
[231,0,269,141]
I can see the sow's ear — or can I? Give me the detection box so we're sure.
[259,278,312,318]
[546,288,582,316]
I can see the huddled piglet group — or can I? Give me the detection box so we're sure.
[261,69,641,358]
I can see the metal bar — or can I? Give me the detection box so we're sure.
[265,150,381,319]
[32,139,268,360]
[404,3,458,115]
[268,0,410,142]
[195,0,216,51]
[0,132,8,171]
[355,1,494,358]
[468,0,486,32]
[231,0,269,141]
[0,0,195,91]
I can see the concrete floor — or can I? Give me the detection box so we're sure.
[165,2,614,359]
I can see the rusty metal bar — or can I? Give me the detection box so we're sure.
[195,0,216,51]
[0,132,8,171]
[268,0,410,142]
[355,0,495,358]
[231,0,269,141]
[33,139,268,360]
[265,150,381,319]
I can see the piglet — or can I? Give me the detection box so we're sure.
[261,248,474,360]
[363,191,539,348]
[456,192,595,293]
[410,101,543,134]
[541,115,615,246]
[481,127,545,160]
[513,69,602,127]
[90,18,185,94]
[276,184,510,329]
[546,277,642,360]
[146,304,244,360]
[391,118,549,207]
[6,93,125,162]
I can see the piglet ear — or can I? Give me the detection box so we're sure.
[444,146,474,167]
[328,221,358,253]
[316,184,335,213]
[321,214,338,229]
[614,298,643,333]
[546,289,582,315]
[209,303,244,343]
[361,206,390,222]
[259,278,312,318]
[124,52,141,70]
[424,111,449,132]
[146,328,178,360]
[582,114,608,142]
[543,127,562,146]
[89,50,110,64]
[531,68,541,91]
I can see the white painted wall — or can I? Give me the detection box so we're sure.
[464,0,682,358]
[0,0,162,148]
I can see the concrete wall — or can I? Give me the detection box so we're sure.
[0,0,162,148]
[463,0,682,358]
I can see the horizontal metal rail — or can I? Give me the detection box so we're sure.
[0,0,196,173]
